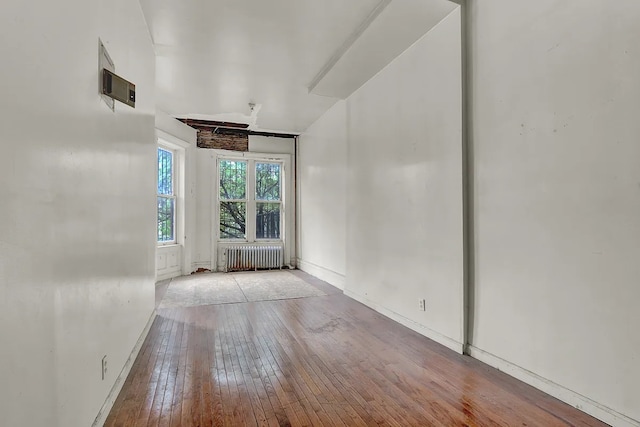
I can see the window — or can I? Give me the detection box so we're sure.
[219,158,282,241]
[157,147,176,243]
[219,159,247,239]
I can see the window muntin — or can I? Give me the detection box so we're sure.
[157,147,175,243]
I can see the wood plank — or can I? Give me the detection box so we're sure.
[106,271,610,427]
[167,310,189,427]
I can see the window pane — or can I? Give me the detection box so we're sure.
[256,202,280,239]
[158,148,173,196]
[256,163,281,201]
[158,196,174,242]
[220,202,246,239]
[220,160,247,200]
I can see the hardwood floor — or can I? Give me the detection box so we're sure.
[105,271,608,427]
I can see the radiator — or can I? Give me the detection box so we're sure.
[225,245,283,272]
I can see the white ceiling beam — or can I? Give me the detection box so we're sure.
[307,0,392,94]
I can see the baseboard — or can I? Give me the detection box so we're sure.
[467,345,640,427]
[191,262,212,272]
[297,258,345,290]
[344,289,464,354]
[156,268,181,281]
[92,309,157,427]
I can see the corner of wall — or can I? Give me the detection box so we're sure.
[297,258,346,291]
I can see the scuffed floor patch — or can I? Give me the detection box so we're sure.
[159,270,326,308]
[233,270,326,302]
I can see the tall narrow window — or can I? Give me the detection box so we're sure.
[157,147,175,243]
[255,162,281,239]
[219,159,247,239]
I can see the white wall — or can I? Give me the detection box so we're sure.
[0,1,156,426]
[346,8,463,352]
[469,1,640,424]
[299,8,463,351]
[298,100,348,289]
[194,148,214,270]
[298,1,640,424]
[249,135,294,154]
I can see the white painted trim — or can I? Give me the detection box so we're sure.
[192,261,212,270]
[466,345,640,427]
[156,145,178,246]
[156,269,182,281]
[297,258,345,290]
[344,289,464,354]
[157,133,196,277]
[155,111,197,145]
[156,243,182,281]
[92,309,157,427]
[157,129,192,149]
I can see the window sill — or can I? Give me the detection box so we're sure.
[217,240,283,244]
[157,243,180,248]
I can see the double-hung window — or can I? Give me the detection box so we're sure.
[157,147,176,243]
[218,158,282,241]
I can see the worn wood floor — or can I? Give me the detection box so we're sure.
[105,271,608,427]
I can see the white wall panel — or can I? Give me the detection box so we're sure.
[249,135,294,155]
[194,149,214,269]
[0,1,156,426]
[470,0,640,423]
[345,8,463,350]
[298,100,348,288]
[156,245,182,280]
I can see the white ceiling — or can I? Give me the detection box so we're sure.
[310,0,457,99]
[140,0,458,133]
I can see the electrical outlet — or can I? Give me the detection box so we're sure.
[101,355,108,380]
[419,299,426,311]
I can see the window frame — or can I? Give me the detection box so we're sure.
[157,145,178,245]
[254,161,283,240]
[216,154,285,243]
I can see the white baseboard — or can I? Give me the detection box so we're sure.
[92,309,157,427]
[467,345,640,427]
[344,289,464,354]
[191,262,212,271]
[156,268,181,281]
[297,258,345,290]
